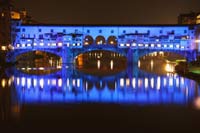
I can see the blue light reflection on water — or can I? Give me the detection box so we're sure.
[11,66,199,105]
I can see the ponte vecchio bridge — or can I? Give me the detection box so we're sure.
[7,24,199,63]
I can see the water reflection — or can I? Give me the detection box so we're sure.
[1,51,200,120]
[6,66,197,105]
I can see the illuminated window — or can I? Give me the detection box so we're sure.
[1,13,4,17]
[157,44,161,47]
[138,44,143,47]
[132,43,136,47]
[120,44,125,47]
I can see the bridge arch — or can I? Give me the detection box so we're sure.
[8,49,62,63]
[95,35,106,45]
[107,36,118,45]
[84,35,94,45]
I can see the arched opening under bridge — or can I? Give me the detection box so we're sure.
[15,51,62,74]
[138,51,187,75]
[75,50,127,76]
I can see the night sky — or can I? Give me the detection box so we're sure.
[14,0,200,24]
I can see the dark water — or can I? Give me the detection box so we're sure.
[1,51,200,131]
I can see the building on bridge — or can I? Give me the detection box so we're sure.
[7,23,200,63]
[12,24,199,50]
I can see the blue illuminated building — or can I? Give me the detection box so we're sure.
[7,23,200,63]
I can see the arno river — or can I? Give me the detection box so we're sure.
[1,51,200,129]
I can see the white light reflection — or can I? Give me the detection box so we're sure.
[132,78,136,89]
[157,77,161,90]
[72,79,76,86]
[17,77,20,85]
[40,79,44,89]
[181,77,184,85]
[120,78,124,87]
[151,78,154,88]
[67,78,70,88]
[97,60,101,69]
[27,78,31,89]
[169,77,173,86]
[138,60,141,68]
[58,78,62,87]
[22,77,25,87]
[77,79,80,87]
[33,79,37,87]
[110,60,113,70]
[144,78,148,89]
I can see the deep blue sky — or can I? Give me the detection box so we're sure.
[14,0,200,24]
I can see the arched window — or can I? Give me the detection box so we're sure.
[84,35,94,45]
[107,36,118,45]
[95,36,106,45]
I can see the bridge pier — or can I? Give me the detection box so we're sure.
[127,49,139,64]
[62,47,74,64]
[127,49,139,77]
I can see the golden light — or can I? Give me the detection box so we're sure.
[194,97,200,110]
[165,63,174,73]
[1,46,7,51]
[1,79,6,88]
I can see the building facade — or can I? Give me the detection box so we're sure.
[12,24,198,51]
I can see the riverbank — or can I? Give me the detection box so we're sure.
[175,61,200,83]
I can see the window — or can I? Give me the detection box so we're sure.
[39,29,42,32]
[51,29,54,32]
[160,30,163,34]
[123,30,126,34]
[87,30,90,33]
[184,30,187,34]
[39,34,43,39]
[111,30,114,33]
[63,29,66,33]
[147,30,150,34]
[22,28,25,32]
[99,30,102,33]
[135,30,138,33]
